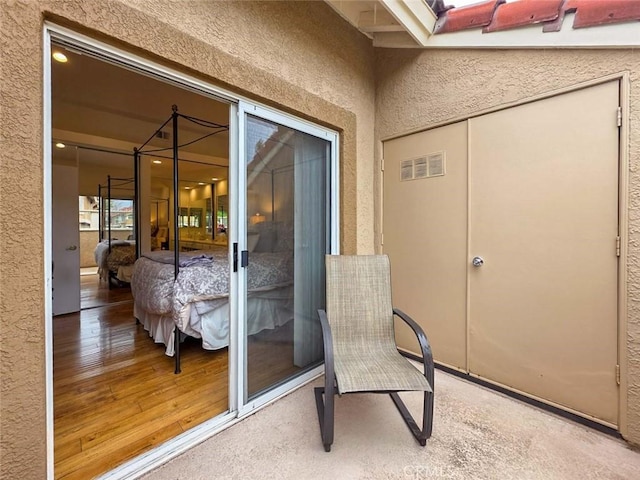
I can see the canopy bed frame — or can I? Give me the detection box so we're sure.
[133,105,233,373]
[95,176,137,288]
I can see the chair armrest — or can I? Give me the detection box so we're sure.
[317,309,335,391]
[393,308,434,389]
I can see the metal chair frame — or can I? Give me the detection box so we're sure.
[314,307,434,452]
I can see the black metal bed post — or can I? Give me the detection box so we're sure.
[172,105,181,374]
[98,184,103,241]
[107,175,113,289]
[134,148,141,260]
[107,175,112,251]
[271,170,275,222]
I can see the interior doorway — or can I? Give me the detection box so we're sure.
[50,42,232,478]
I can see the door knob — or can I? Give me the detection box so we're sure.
[472,256,484,267]
[66,245,78,251]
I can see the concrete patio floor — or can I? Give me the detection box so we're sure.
[143,369,640,479]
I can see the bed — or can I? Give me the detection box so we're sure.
[94,239,137,284]
[131,246,294,359]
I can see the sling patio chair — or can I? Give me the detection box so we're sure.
[315,254,434,452]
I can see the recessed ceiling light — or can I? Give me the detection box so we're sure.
[55,142,66,149]
[152,160,162,164]
[52,52,68,63]
[211,177,219,181]
[198,182,206,185]
[185,186,191,190]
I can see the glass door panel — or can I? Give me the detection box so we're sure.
[244,114,330,399]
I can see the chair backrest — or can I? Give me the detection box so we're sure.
[325,255,395,350]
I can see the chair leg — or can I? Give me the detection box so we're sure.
[314,386,335,452]
[390,391,433,446]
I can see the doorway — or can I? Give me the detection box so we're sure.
[383,80,621,426]
[50,41,233,478]
[46,27,338,478]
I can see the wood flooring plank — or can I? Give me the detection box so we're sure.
[54,272,300,479]
[56,422,184,480]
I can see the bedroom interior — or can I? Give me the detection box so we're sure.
[50,44,307,478]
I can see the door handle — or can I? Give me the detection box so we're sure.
[472,256,484,267]
[233,243,238,272]
[65,245,78,251]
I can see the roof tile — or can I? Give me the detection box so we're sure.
[483,0,564,33]
[567,0,640,29]
[434,0,505,34]
[436,0,640,35]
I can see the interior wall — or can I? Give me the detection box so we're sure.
[0,1,374,479]
[374,48,640,445]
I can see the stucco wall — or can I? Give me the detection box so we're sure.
[374,48,640,445]
[0,1,375,478]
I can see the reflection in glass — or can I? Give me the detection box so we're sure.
[245,115,330,399]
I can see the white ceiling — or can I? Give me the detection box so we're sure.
[51,45,230,195]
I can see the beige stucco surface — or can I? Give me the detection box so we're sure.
[0,1,375,478]
[374,48,640,445]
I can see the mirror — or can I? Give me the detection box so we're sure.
[206,196,213,237]
[217,195,228,234]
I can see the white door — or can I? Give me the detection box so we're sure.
[236,102,338,413]
[52,164,81,315]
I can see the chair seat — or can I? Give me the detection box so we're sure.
[334,348,432,394]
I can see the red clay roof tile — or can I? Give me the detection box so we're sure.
[434,0,505,34]
[436,0,640,35]
[567,0,640,29]
[483,0,564,33]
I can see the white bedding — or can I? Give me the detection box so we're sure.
[94,239,136,281]
[131,248,294,355]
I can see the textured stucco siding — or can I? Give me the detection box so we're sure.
[0,1,49,476]
[374,48,640,445]
[0,1,375,478]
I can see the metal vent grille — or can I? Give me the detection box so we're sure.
[401,159,414,181]
[414,157,428,179]
[427,152,445,177]
[400,152,446,181]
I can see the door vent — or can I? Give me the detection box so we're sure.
[400,153,446,182]
[414,157,428,179]
[427,152,445,177]
[401,159,414,181]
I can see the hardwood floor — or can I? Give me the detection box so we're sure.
[54,274,299,479]
[80,274,132,310]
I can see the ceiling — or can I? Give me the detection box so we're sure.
[51,45,231,194]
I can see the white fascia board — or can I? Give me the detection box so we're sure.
[424,13,640,49]
[380,0,437,46]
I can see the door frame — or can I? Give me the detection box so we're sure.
[44,23,339,479]
[381,72,630,436]
[235,101,339,417]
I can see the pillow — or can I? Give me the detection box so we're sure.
[274,223,294,252]
[247,232,260,252]
[252,222,277,252]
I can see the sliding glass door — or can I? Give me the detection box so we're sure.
[237,104,338,407]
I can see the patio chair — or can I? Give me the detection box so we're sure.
[315,254,434,452]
